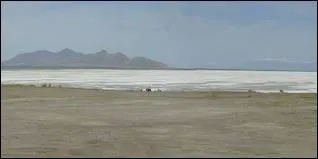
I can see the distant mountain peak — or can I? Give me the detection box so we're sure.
[35,49,51,53]
[114,52,129,59]
[132,56,146,60]
[59,48,75,53]
[96,50,108,55]
[115,52,125,56]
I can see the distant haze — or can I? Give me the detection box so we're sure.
[1,1,317,70]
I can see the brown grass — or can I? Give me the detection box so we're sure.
[1,85,317,157]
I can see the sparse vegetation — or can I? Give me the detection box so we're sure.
[2,83,61,89]
[1,86,316,157]
[2,84,36,88]
[248,89,256,93]
[146,88,152,92]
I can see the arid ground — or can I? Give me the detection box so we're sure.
[1,85,317,157]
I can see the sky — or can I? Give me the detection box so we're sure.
[1,1,317,68]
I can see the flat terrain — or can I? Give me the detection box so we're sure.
[1,85,317,157]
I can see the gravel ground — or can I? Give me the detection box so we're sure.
[1,85,317,157]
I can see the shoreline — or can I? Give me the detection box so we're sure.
[1,84,316,94]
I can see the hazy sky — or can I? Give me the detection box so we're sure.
[1,1,317,68]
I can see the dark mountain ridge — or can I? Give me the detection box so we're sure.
[1,48,168,69]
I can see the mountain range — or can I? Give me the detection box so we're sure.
[1,48,168,69]
[1,49,316,71]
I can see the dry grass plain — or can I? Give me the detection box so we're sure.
[1,85,317,157]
